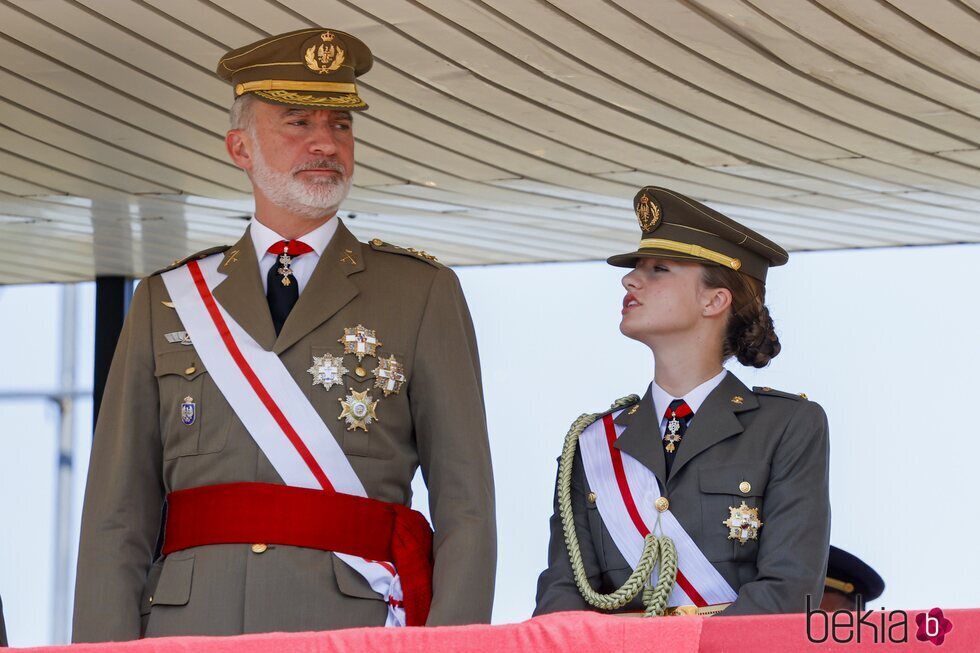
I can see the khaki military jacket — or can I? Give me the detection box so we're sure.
[73,221,496,642]
[534,372,830,616]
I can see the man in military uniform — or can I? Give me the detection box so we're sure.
[821,546,885,611]
[73,28,495,641]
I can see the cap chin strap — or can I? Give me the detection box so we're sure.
[638,238,741,271]
[825,577,856,595]
[235,79,357,96]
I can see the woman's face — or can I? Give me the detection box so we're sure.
[620,258,709,344]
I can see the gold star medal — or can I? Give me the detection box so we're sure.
[338,388,378,431]
[307,353,349,392]
[723,501,763,545]
[373,355,406,396]
[339,324,381,362]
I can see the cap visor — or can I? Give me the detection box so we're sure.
[606,249,713,268]
[252,90,368,110]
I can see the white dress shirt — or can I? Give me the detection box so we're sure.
[651,369,728,439]
[250,217,339,295]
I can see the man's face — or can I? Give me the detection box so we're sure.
[242,101,355,219]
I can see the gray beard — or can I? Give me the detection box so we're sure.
[249,141,351,220]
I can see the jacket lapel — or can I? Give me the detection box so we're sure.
[612,384,667,488]
[211,228,277,352]
[669,372,759,480]
[273,220,364,354]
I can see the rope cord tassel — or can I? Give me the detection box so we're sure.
[557,395,678,615]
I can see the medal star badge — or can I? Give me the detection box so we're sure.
[307,353,349,392]
[339,325,381,361]
[339,388,378,431]
[181,396,196,426]
[723,501,763,545]
[373,354,406,397]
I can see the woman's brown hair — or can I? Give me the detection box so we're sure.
[700,265,781,368]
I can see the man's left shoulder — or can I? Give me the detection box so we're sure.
[366,238,445,269]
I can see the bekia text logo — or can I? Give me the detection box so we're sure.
[916,608,953,646]
[806,596,954,645]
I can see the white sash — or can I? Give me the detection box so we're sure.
[162,254,407,627]
[579,410,737,608]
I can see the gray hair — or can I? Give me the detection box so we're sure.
[229,94,258,133]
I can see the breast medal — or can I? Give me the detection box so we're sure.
[373,354,406,396]
[723,501,763,544]
[307,353,349,392]
[338,388,379,431]
[339,324,381,361]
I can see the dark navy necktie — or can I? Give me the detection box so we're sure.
[663,399,693,475]
[266,240,313,335]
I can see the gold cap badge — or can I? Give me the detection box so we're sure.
[635,192,662,232]
[305,32,346,75]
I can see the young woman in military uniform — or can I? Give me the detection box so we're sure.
[534,186,830,616]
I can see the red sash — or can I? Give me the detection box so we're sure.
[163,482,433,626]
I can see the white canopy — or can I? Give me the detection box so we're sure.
[1,0,978,283]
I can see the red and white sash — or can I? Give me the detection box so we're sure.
[162,254,408,627]
[579,411,737,608]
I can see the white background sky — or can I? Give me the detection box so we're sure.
[2,242,979,646]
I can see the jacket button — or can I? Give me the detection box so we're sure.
[184,366,196,375]
[739,481,751,494]
[251,543,268,554]
[587,492,597,504]
[655,497,669,512]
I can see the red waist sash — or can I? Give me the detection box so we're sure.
[163,482,433,626]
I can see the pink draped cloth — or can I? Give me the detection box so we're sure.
[17,609,978,652]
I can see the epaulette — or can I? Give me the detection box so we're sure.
[601,393,642,417]
[753,386,808,401]
[368,238,442,268]
[150,245,231,276]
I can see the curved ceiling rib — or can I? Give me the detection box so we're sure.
[1,0,979,283]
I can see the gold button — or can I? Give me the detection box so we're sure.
[654,496,669,512]
[739,481,751,494]
[251,543,268,554]
[587,492,597,504]
[799,392,808,400]
[148,596,153,604]
[184,366,196,375]
[355,366,366,377]
[371,238,384,246]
